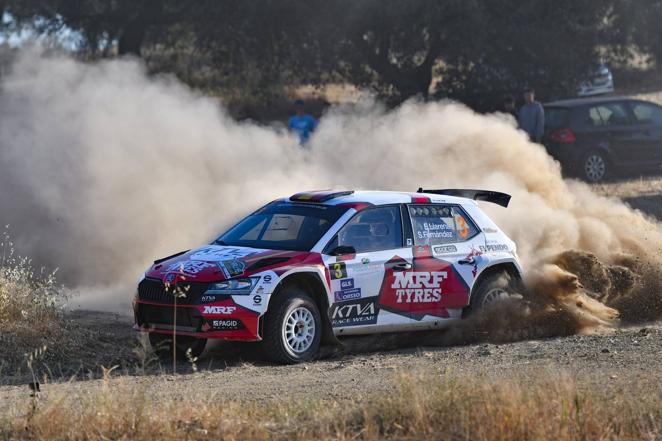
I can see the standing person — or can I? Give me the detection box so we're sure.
[517,88,545,143]
[288,99,318,145]
[503,95,517,118]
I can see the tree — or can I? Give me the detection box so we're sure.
[2,0,638,109]
[607,0,662,68]
[436,0,615,109]
[3,0,193,55]
[306,0,483,102]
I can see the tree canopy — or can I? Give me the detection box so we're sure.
[2,0,660,108]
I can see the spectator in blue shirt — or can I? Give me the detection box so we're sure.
[288,99,318,145]
[518,88,545,143]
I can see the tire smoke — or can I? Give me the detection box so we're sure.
[1,49,661,328]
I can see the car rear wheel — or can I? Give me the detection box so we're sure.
[582,150,610,182]
[262,287,322,364]
[149,333,207,360]
[464,271,520,317]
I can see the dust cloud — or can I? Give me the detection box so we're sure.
[0,48,661,325]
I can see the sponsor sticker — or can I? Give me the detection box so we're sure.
[378,256,469,319]
[202,305,237,315]
[209,319,243,331]
[391,271,447,304]
[190,246,261,261]
[463,248,484,277]
[199,295,216,303]
[349,262,382,275]
[334,278,360,301]
[330,297,379,327]
[433,245,458,254]
[164,261,214,275]
[253,294,262,305]
[219,259,246,278]
[339,278,355,290]
[334,288,362,302]
[482,227,498,234]
[262,275,272,284]
[479,244,509,253]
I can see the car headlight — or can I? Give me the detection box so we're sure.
[204,277,258,295]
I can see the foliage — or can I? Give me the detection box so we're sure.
[3,0,662,107]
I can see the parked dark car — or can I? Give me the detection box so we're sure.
[543,97,662,182]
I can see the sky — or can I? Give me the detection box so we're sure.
[0,12,81,49]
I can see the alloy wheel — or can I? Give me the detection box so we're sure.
[283,306,316,354]
[584,154,606,182]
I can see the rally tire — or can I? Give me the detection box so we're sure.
[582,150,610,182]
[149,333,207,361]
[262,287,322,364]
[464,271,519,317]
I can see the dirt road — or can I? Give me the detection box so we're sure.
[2,176,662,409]
[1,313,660,411]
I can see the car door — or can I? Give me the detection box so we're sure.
[583,102,640,167]
[377,203,488,323]
[627,100,662,165]
[322,205,413,332]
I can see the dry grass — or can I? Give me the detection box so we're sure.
[0,229,63,326]
[0,230,138,381]
[2,369,659,441]
[0,229,66,359]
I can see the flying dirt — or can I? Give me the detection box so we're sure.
[0,48,660,331]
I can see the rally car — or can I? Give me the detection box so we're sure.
[134,189,523,363]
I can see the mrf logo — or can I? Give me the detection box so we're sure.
[202,305,237,315]
[330,297,378,327]
[379,255,470,320]
[391,271,447,303]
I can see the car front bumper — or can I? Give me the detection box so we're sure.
[133,299,261,341]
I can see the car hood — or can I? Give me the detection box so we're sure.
[145,244,309,283]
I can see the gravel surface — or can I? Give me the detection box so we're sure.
[0,314,660,410]
[2,177,662,408]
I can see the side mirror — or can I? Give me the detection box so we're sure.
[328,245,356,256]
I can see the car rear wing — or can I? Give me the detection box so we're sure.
[416,188,511,208]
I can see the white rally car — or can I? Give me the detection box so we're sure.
[134,189,522,363]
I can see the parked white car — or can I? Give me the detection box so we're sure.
[578,64,614,97]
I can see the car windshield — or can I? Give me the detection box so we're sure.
[215,202,348,251]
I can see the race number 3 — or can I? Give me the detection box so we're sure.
[328,262,347,279]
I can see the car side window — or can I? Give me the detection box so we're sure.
[587,103,630,127]
[587,107,603,127]
[329,206,403,253]
[631,102,662,125]
[409,204,479,245]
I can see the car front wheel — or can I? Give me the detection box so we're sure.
[262,287,322,364]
